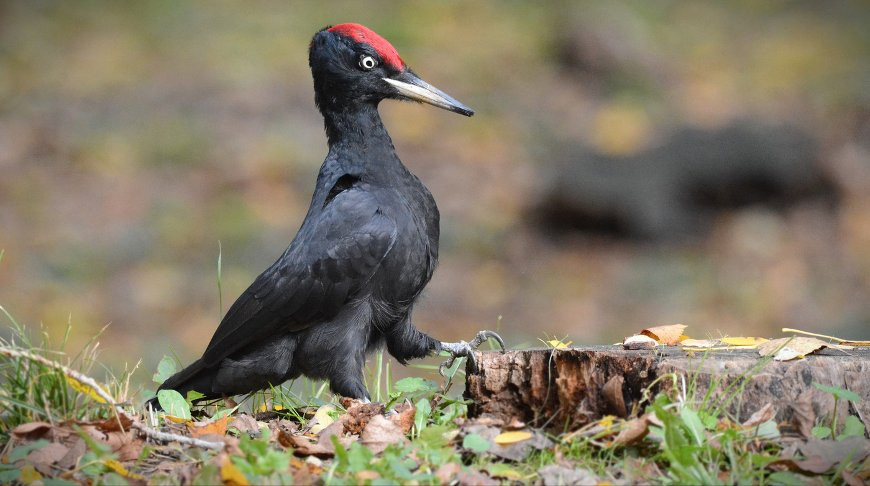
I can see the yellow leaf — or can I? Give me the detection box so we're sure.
[104,458,145,480]
[309,404,335,434]
[165,415,190,424]
[720,337,768,347]
[221,457,249,486]
[681,338,718,348]
[493,430,533,445]
[20,465,42,484]
[65,376,106,403]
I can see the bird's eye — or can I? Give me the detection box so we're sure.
[359,55,377,70]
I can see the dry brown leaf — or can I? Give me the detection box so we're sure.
[790,394,816,439]
[742,403,776,428]
[388,402,416,434]
[189,416,231,438]
[435,462,463,483]
[758,337,828,361]
[361,415,406,454]
[12,422,53,439]
[602,375,627,418]
[27,442,69,475]
[94,414,134,433]
[640,324,687,345]
[611,416,650,446]
[231,414,260,436]
[720,336,768,347]
[623,334,657,350]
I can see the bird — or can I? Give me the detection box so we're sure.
[151,23,504,406]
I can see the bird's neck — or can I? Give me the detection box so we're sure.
[321,103,395,154]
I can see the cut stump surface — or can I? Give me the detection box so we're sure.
[465,346,870,432]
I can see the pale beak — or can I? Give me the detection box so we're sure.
[384,71,474,116]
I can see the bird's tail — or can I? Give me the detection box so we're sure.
[145,358,219,411]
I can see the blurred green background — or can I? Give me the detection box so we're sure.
[1,1,869,380]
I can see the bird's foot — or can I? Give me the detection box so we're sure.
[439,330,506,376]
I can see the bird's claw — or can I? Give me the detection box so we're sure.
[439,330,506,377]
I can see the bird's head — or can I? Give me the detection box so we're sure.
[309,23,474,117]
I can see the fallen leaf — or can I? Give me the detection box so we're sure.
[65,376,107,403]
[790,393,816,438]
[612,416,650,446]
[602,375,627,417]
[231,414,260,436]
[27,442,69,475]
[758,337,828,361]
[680,339,718,348]
[435,462,463,483]
[361,415,405,454]
[799,437,870,465]
[309,405,336,435]
[12,422,53,439]
[538,464,599,485]
[389,402,416,434]
[494,430,532,445]
[104,458,145,480]
[742,403,776,428]
[485,464,524,481]
[94,413,134,433]
[623,334,657,350]
[20,465,42,484]
[842,470,863,486]
[189,416,231,438]
[221,456,249,486]
[356,470,380,481]
[539,338,572,350]
[720,336,768,347]
[640,324,687,345]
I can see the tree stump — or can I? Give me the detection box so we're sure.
[465,346,870,432]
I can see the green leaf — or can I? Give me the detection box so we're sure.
[811,425,831,440]
[838,415,866,439]
[157,389,191,420]
[152,355,177,384]
[753,420,780,440]
[462,433,491,453]
[8,439,49,462]
[346,442,374,472]
[768,471,809,485]
[414,398,432,433]
[0,469,20,484]
[812,383,860,402]
[393,377,437,394]
[42,478,79,486]
[679,407,705,446]
[186,390,205,403]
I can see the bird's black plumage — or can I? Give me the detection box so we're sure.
[153,23,491,404]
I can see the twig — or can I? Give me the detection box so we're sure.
[0,345,224,451]
[0,346,118,405]
[781,328,870,346]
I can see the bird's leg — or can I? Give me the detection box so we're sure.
[439,330,506,376]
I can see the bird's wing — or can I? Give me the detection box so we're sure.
[201,188,397,366]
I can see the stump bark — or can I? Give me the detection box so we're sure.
[465,346,870,432]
